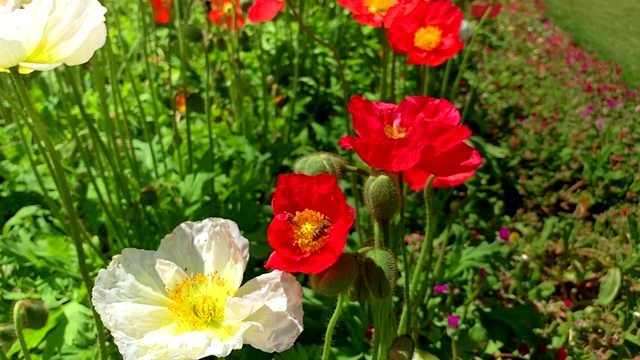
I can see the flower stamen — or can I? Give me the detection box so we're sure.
[414,26,443,51]
[364,0,395,15]
[288,209,331,253]
[168,273,235,331]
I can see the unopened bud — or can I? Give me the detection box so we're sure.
[363,172,400,222]
[309,253,358,296]
[139,186,159,207]
[388,335,414,360]
[19,300,48,330]
[293,152,347,179]
[362,248,397,300]
[349,269,369,303]
[0,323,16,345]
[182,24,203,42]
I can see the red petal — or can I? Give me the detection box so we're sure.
[248,0,285,23]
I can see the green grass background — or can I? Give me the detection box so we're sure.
[544,0,640,88]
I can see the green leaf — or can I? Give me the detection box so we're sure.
[597,267,622,306]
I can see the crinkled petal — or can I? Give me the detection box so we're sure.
[248,0,285,23]
[226,271,303,352]
[155,218,250,289]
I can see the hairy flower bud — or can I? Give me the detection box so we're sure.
[182,24,203,42]
[18,300,49,330]
[139,186,159,207]
[293,152,347,179]
[362,248,397,300]
[363,172,400,222]
[309,253,358,296]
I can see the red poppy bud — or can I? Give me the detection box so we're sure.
[364,172,400,222]
[293,152,347,180]
[362,248,397,300]
[309,253,359,296]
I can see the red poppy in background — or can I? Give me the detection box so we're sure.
[248,0,285,23]
[337,0,424,27]
[150,0,172,24]
[404,170,476,191]
[471,2,502,20]
[340,95,480,177]
[208,0,245,30]
[386,1,464,66]
[266,174,355,274]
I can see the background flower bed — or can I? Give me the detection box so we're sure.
[0,0,638,359]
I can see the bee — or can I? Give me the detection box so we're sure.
[311,219,332,241]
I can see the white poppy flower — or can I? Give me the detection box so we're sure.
[92,218,304,360]
[0,0,107,73]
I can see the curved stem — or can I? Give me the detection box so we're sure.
[321,292,346,360]
[398,173,411,336]
[10,69,109,360]
[13,301,31,360]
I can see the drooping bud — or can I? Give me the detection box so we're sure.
[309,253,358,296]
[388,335,414,360]
[182,24,203,42]
[362,248,397,300]
[363,172,400,222]
[18,300,49,330]
[139,186,159,207]
[349,263,370,303]
[293,152,347,180]
[0,323,16,345]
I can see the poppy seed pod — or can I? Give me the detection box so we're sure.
[293,152,347,180]
[309,253,359,296]
[363,172,400,222]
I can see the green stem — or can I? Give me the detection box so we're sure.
[449,8,492,100]
[404,175,435,336]
[380,27,389,101]
[398,172,411,336]
[0,342,9,360]
[421,66,431,96]
[440,59,453,99]
[13,301,31,360]
[451,336,458,360]
[321,292,346,360]
[10,69,108,360]
[172,0,194,172]
[374,221,382,250]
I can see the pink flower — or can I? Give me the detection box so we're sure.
[434,284,448,294]
[447,315,460,329]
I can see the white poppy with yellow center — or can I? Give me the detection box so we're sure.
[0,0,107,73]
[92,218,304,359]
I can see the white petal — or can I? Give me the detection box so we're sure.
[156,218,250,289]
[0,37,27,69]
[59,22,106,66]
[92,249,171,320]
[226,271,304,353]
[154,259,187,290]
[101,303,174,339]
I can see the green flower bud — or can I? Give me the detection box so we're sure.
[309,253,358,296]
[363,172,400,222]
[0,323,16,346]
[18,300,48,330]
[182,24,203,43]
[293,152,347,179]
[349,268,370,303]
[388,335,414,360]
[139,186,159,207]
[362,248,397,300]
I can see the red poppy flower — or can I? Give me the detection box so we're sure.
[150,0,172,24]
[208,0,245,30]
[248,0,285,23]
[386,1,464,66]
[404,170,476,190]
[336,0,409,27]
[266,174,355,274]
[339,95,480,177]
[471,2,502,20]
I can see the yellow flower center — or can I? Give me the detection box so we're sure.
[364,0,395,15]
[384,124,408,139]
[168,273,236,332]
[223,2,234,13]
[288,209,331,253]
[414,26,443,51]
